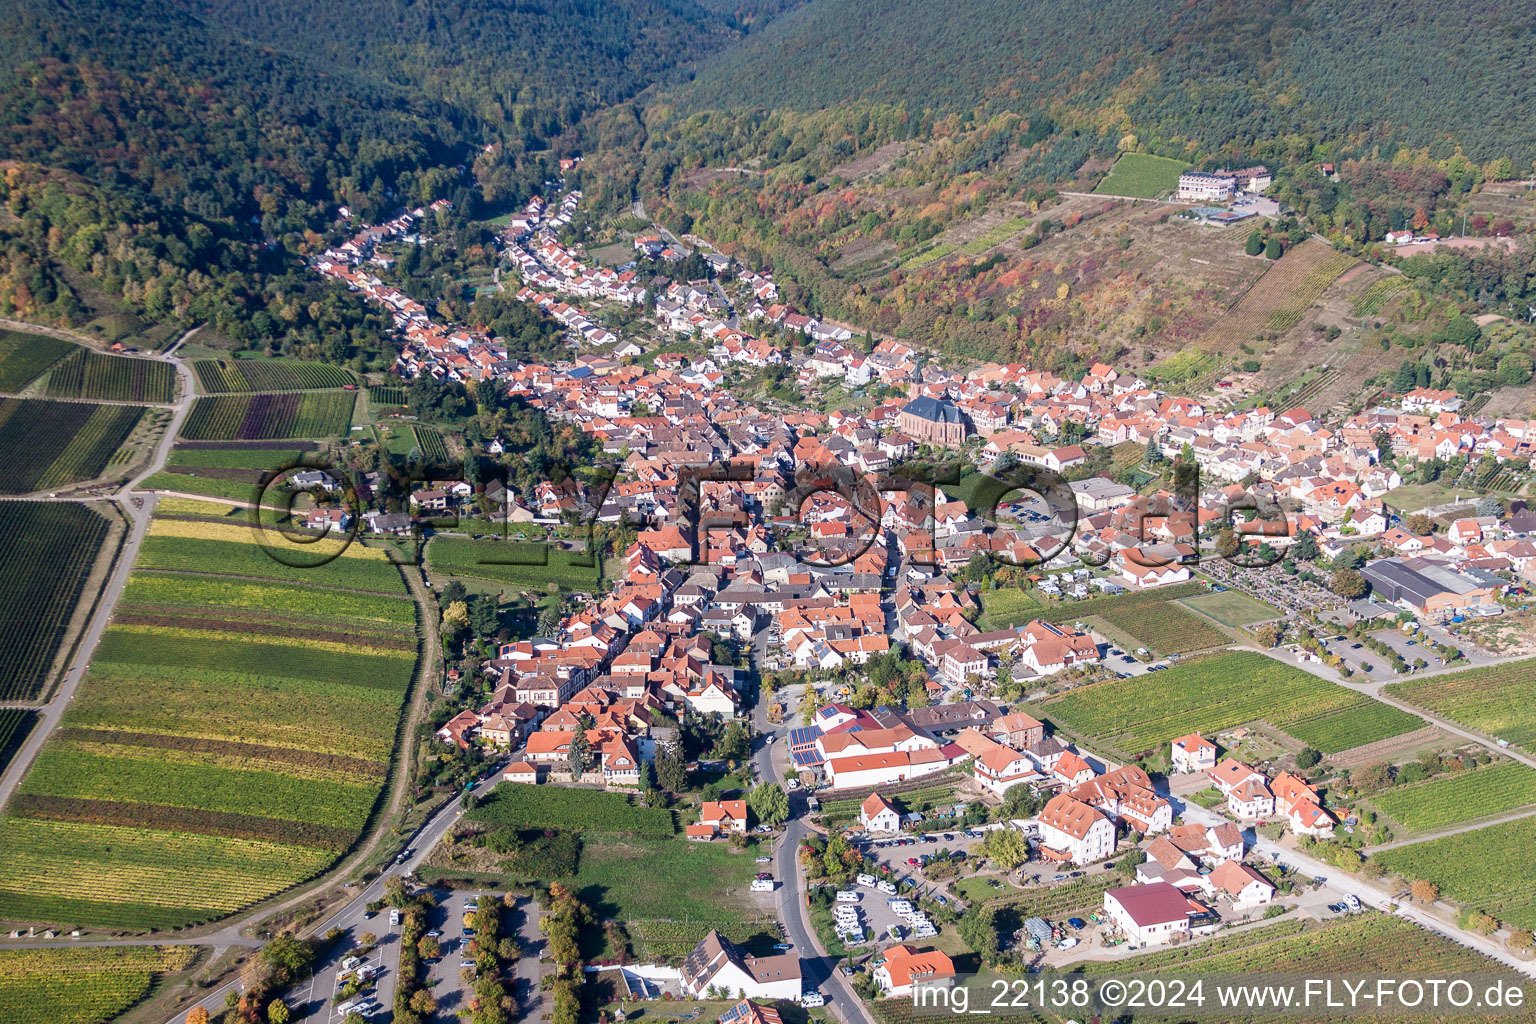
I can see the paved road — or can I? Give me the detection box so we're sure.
[0,332,197,809]
[750,628,876,1024]
[1172,794,1536,978]
[161,762,510,1024]
[1367,805,1536,853]
[1255,646,1536,771]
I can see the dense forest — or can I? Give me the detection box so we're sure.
[0,0,777,346]
[658,0,1536,168]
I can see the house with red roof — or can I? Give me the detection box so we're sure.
[873,945,956,998]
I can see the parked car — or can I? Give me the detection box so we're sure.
[801,992,826,1008]
[756,856,772,863]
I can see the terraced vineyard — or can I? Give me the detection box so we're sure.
[191,358,355,392]
[0,399,145,494]
[1386,657,1536,753]
[0,330,75,391]
[1189,240,1356,354]
[181,391,356,440]
[983,873,1116,920]
[0,945,198,1024]
[1369,762,1536,832]
[1034,651,1421,758]
[0,507,419,930]
[45,350,175,403]
[0,502,113,700]
[1376,818,1536,929]
[1349,275,1410,317]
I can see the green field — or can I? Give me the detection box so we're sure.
[1036,583,1227,654]
[975,587,1045,630]
[0,502,112,701]
[1376,818,1536,929]
[1094,153,1190,198]
[0,331,76,391]
[1369,762,1536,833]
[0,945,198,1024]
[427,535,605,590]
[426,833,765,962]
[180,391,356,441]
[1385,658,1536,753]
[1034,651,1422,758]
[136,516,407,594]
[45,350,176,403]
[1071,913,1509,984]
[167,446,311,470]
[1179,590,1281,627]
[0,509,419,930]
[0,398,144,494]
[190,358,355,393]
[467,784,675,837]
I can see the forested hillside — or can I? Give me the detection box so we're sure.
[0,0,768,339]
[661,0,1536,167]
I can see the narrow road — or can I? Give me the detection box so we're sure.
[750,628,876,1024]
[1367,804,1536,853]
[1172,796,1536,978]
[0,330,197,808]
[1254,646,1536,771]
[153,759,508,1024]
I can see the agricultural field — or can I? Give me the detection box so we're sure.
[0,508,419,930]
[0,502,113,700]
[0,330,76,391]
[1037,583,1227,654]
[1178,590,1280,627]
[983,873,1116,921]
[0,710,36,777]
[427,535,604,590]
[900,242,957,269]
[180,391,356,441]
[1376,818,1536,929]
[1349,275,1410,317]
[136,515,407,593]
[1094,153,1189,198]
[368,386,407,408]
[0,398,145,494]
[819,780,962,827]
[1186,240,1357,356]
[190,358,355,392]
[1077,913,1503,979]
[426,833,764,963]
[1034,651,1421,758]
[0,945,198,1024]
[975,586,1045,630]
[167,446,312,470]
[1369,762,1536,833]
[414,424,449,460]
[1386,657,1536,752]
[45,350,176,403]
[467,784,676,837]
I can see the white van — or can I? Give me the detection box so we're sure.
[876,880,897,896]
[856,873,876,888]
[750,878,775,893]
[388,909,400,927]
[836,890,859,903]
[801,992,826,1008]
[336,999,363,1017]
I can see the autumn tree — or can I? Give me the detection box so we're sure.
[1330,568,1368,599]
[186,1009,210,1024]
[1410,880,1441,904]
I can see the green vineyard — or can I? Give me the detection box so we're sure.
[191,358,355,392]
[181,391,356,441]
[45,350,176,403]
[0,399,145,494]
[0,502,112,700]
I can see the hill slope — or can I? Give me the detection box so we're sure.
[664,0,1536,164]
